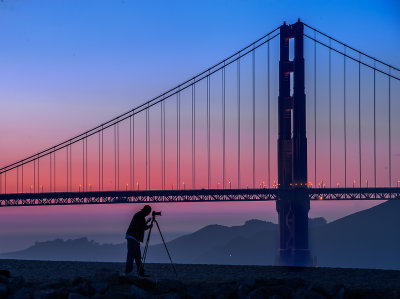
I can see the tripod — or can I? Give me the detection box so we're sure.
[140,216,177,277]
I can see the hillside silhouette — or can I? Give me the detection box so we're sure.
[2,201,400,269]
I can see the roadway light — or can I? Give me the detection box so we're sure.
[217,182,220,189]
[89,184,92,191]
[126,183,128,191]
[79,184,82,192]
[41,185,43,193]
[229,181,231,189]
[183,181,185,190]
[353,180,356,188]
[366,179,368,188]
[137,182,139,191]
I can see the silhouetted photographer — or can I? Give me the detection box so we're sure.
[125,205,152,277]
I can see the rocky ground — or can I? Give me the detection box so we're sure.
[0,259,400,298]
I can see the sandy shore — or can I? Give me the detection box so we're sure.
[1,259,400,298]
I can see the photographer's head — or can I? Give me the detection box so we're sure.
[142,205,152,216]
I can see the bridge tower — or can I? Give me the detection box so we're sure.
[276,20,311,266]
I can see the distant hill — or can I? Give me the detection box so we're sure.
[310,200,400,269]
[2,201,400,269]
[0,238,125,262]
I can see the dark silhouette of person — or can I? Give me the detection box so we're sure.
[125,205,152,276]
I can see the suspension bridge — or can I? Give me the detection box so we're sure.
[1,20,399,265]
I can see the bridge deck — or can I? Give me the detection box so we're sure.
[0,188,399,207]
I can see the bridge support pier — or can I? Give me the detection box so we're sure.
[276,20,312,267]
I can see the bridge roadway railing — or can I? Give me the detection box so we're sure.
[0,188,399,207]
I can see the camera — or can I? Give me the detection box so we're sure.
[152,211,161,217]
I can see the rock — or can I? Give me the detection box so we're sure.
[0,283,8,299]
[102,289,130,299]
[130,285,153,299]
[333,287,345,299]
[33,288,66,299]
[237,283,251,299]
[247,287,268,299]
[185,284,211,299]
[158,293,182,299]
[0,270,11,278]
[94,268,119,283]
[0,276,7,284]
[156,279,184,293]
[240,278,257,289]
[9,276,25,291]
[72,277,88,286]
[131,277,157,291]
[213,283,236,299]
[90,282,109,295]
[68,281,95,297]
[11,287,31,299]
[67,293,89,299]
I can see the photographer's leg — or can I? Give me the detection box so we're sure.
[133,241,143,273]
[125,239,134,274]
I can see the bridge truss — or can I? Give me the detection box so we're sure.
[0,187,399,207]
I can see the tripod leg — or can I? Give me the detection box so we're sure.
[154,220,178,277]
[140,222,153,274]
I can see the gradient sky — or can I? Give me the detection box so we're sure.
[0,0,399,253]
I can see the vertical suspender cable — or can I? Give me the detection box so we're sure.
[114,125,116,191]
[176,91,179,190]
[163,101,166,190]
[329,39,332,188]
[192,82,196,189]
[177,92,181,189]
[34,159,36,192]
[38,157,40,192]
[66,148,68,192]
[130,117,132,190]
[17,167,19,193]
[134,117,136,190]
[86,135,88,191]
[22,164,24,193]
[344,47,347,188]
[70,143,72,191]
[54,152,56,192]
[0,173,2,194]
[388,68,391,187]
[148,107,151,190]
[117,122,120,190]
[373,61,376,187]
[99,131,101,191]
[101,127,104,191]
[146,109,148,190]
[252,50,255,189]
[161,101,164,190]
[358,54,361,187]
[81,139,83,191]
[49,155,51,192]
[267,40,270,188]
[207,74,211,189]
[314,31,317,188]
[237,54,241,188]
[223,64,226,189]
